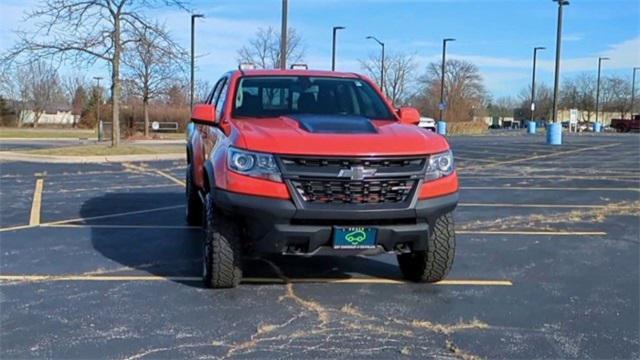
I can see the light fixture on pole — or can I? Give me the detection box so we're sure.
[331,26,345,71]
[366,36,385,94]
[190,13,204,109]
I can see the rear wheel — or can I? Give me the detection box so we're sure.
[397,212,455,282]
[202,193,242,288]
[186,164,202,226]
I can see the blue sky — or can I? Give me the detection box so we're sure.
[1,0,639,98]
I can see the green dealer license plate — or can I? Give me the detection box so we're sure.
[333,227,377,249]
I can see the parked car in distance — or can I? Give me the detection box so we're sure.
[611,115,640,132]
[418,117,436,131]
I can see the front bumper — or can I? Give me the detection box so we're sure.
[213,189,458,254]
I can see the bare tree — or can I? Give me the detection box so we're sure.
[601,75,632,119]
[486,96,518,118]
[123,24,186,136]
[413,59,487,122]
[164,81,189,107]
[0,64,20,101]
[560,73,596,121]
[360,52,416,106]
[518,83,553,121]
[62,75,88,104]
[3,0,188,146]
[71,85,88,119]
[237,26,305,69]
[575,73,596,120]
[194,79,212,103]
[15,61,66,127]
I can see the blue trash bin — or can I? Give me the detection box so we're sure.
[528,121,536,134]
[437,121,447,135]
[547,123,562,145]
[593,122,602,133]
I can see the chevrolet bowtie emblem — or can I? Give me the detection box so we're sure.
[337,166,377,180]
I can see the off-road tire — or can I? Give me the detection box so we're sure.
[202,193,242,288]
[186,164,203,226]
[397,212,455,282]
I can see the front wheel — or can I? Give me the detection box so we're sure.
[397,212,455,282]
[202,193,242,288]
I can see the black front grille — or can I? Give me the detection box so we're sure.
[279,156,425,176]
[291,179,416,204]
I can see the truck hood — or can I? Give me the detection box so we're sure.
[232,115,450,156]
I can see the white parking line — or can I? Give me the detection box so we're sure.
[457,230,607,236]
[461,186,639,192]
[45,224,198,229]
[29,178,44,226]
[458,203,615,209]
[0,274,513,286]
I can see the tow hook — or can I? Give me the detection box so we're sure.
[286,245,304,254]
[395,243,412,254]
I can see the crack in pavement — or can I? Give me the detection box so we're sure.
[122,342,224,360]
[214,257,490,359]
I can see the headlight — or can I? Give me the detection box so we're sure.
[424,150,454,180]
[227,147,282,182]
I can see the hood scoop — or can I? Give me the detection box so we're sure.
[290,114,377,134]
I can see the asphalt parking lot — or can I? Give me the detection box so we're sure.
[1,133,638,359]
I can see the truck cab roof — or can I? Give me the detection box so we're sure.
[231,69,362,79]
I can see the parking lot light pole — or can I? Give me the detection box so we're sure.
[331,26,345,71]
[551,0,568,124]
[595,56,609,128]
[366,36,385,94]
[530,47,546,123]
[190,13,204,110]
[280,0,288,70]
[549,0,568,145]
[93,76,103,141]
[631,67,640,115]
[439,38,455,123]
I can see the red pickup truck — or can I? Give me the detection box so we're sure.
[610,115,640,132]
[186,69,459,288]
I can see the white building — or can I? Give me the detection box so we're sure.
[19,110,79,126]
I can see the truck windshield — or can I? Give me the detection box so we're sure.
[233,76,394,120]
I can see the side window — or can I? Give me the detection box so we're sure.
[214,78,229,120]
[204,88,215,104]
[210,78,225,105]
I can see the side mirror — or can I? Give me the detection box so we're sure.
[191,104,217,125]
[397,107,420,125]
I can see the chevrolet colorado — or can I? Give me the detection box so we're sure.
[187,69,459,288]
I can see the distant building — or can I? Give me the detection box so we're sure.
[19,109,79,126]
[556,109,620,125]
